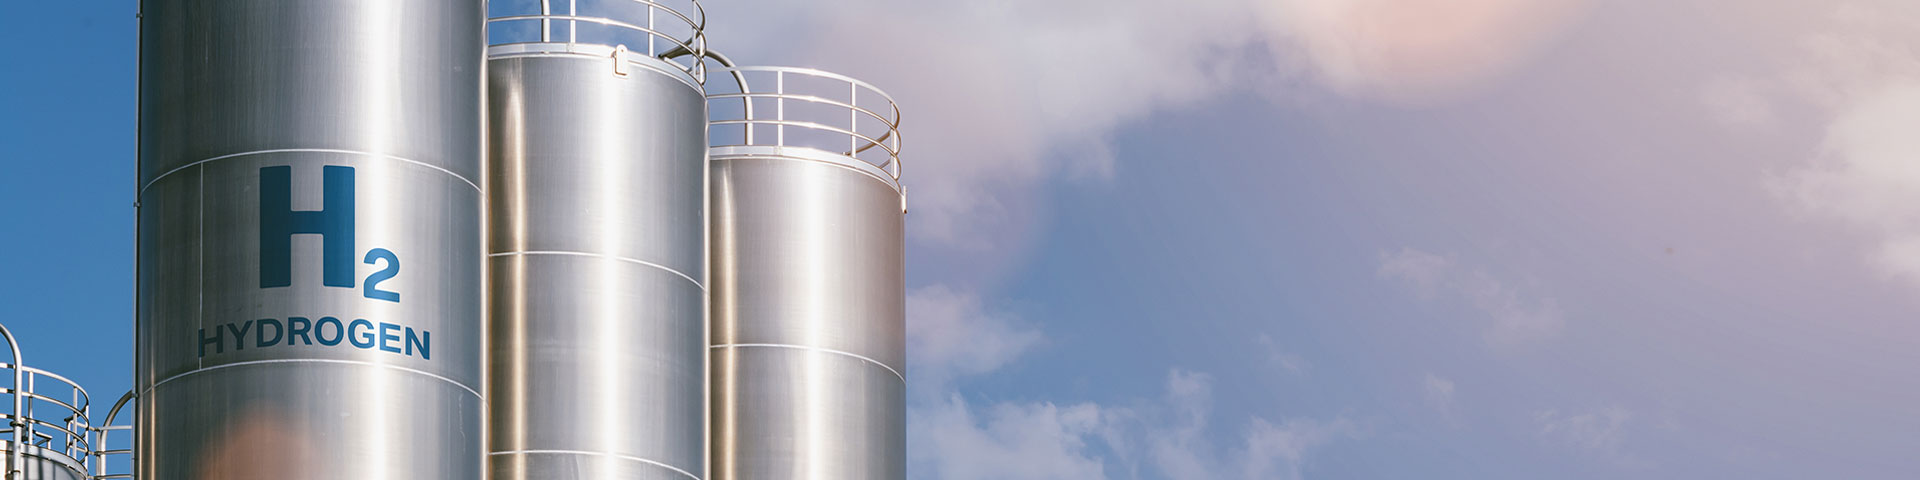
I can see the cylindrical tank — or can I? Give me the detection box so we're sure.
[485,2,710,479]
[1,445,85,480]
[708,66,906,479]
[136,1,487,478]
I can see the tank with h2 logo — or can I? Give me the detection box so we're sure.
[136,1,486,478]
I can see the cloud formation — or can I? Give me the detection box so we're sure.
[903,286,1355,479]
[1534,406,1633,459]
[1256,334,1310,375]
[1258,0,1596,105]
[704,0,1597,260]
[1424,373,1457,422]
[1708,2,1920,285]
[906,285,1044,391]
[1379,248,1566,347]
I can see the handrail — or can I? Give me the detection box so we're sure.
[2,323,24,480]
[89,391,135,479]
[708,66,904,183]
[0,329,98,478]
[487,0,707,83]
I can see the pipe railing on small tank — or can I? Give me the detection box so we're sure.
[0,324,97,480]
[487,0,707,82]
[708,66,904,184]
[86,392,133,480]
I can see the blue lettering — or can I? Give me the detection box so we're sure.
[348,319,375,349]
[198,327,223,357]
[256,318,284,347]
[405,328,429,360]
[225,320,253,351]
[195,316,428,358]
[377,322,403,354]
[287,317,313,345]
[259,165,356,289]
[315,317,344,346]
[363,249,400,303]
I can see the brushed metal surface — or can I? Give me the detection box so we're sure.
[1,444,87,480]
[136,1,486,479]
[710,155,906,480]
[487,51,709,480]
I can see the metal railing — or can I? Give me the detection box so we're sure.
[708,66,904,183]
[488,0,707,82]
[87,393,133,480]
[0,325,94,479]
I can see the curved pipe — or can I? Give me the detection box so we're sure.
[2,323,22,480]
[92,391,135,478]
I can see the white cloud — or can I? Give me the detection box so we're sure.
[1377,247,1453,298]
[1535,406,1632,457]
[906,285,1044,391]
[1716,2,1920,286]
[1424,373,1457,418]
[1379,248,1566,347]
[1779,83,1920,284]
[910,395,1112,480]
[1255,0,1597,105]
[1140,371,1359,480]
[908,367,1357,480]
[704,0,1598,258]
[1255,334,1309,375]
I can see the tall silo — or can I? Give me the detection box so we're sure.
[484,1,711,479]
[708,65,906,479]
[136,1,487,478]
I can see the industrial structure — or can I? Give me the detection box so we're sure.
[486,1,711,479]
[708,64,906,479]
[3,0,906,479]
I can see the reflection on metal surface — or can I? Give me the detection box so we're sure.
[136,1,488,479]
[485,1,711,479]
[710,65,907,480]
[191,408,314,480]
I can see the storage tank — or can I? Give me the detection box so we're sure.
[708,65,906,479]
[485,1,711,479]
[136,1,487,478]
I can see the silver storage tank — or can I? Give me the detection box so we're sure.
[485,2,710,479]
[708,66,906,480]
[136,1,487,478]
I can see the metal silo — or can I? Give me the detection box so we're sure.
[707,64,906,479]
[136,1,487,478]
[485,1,711,479]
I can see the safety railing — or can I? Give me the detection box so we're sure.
[1,324,95,480]
[487,0,707,82]
[87,392,133,480]
[708,66,904,184]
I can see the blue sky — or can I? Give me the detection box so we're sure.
[7,1,1920,479]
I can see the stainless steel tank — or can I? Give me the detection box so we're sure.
[485,2,711,479]
[136,1,487,478]
[707,65,906,480]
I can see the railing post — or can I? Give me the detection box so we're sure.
[539,0,552,42]
[849,81,859,156]
[776,71,786,146]
[1,324,24,480]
